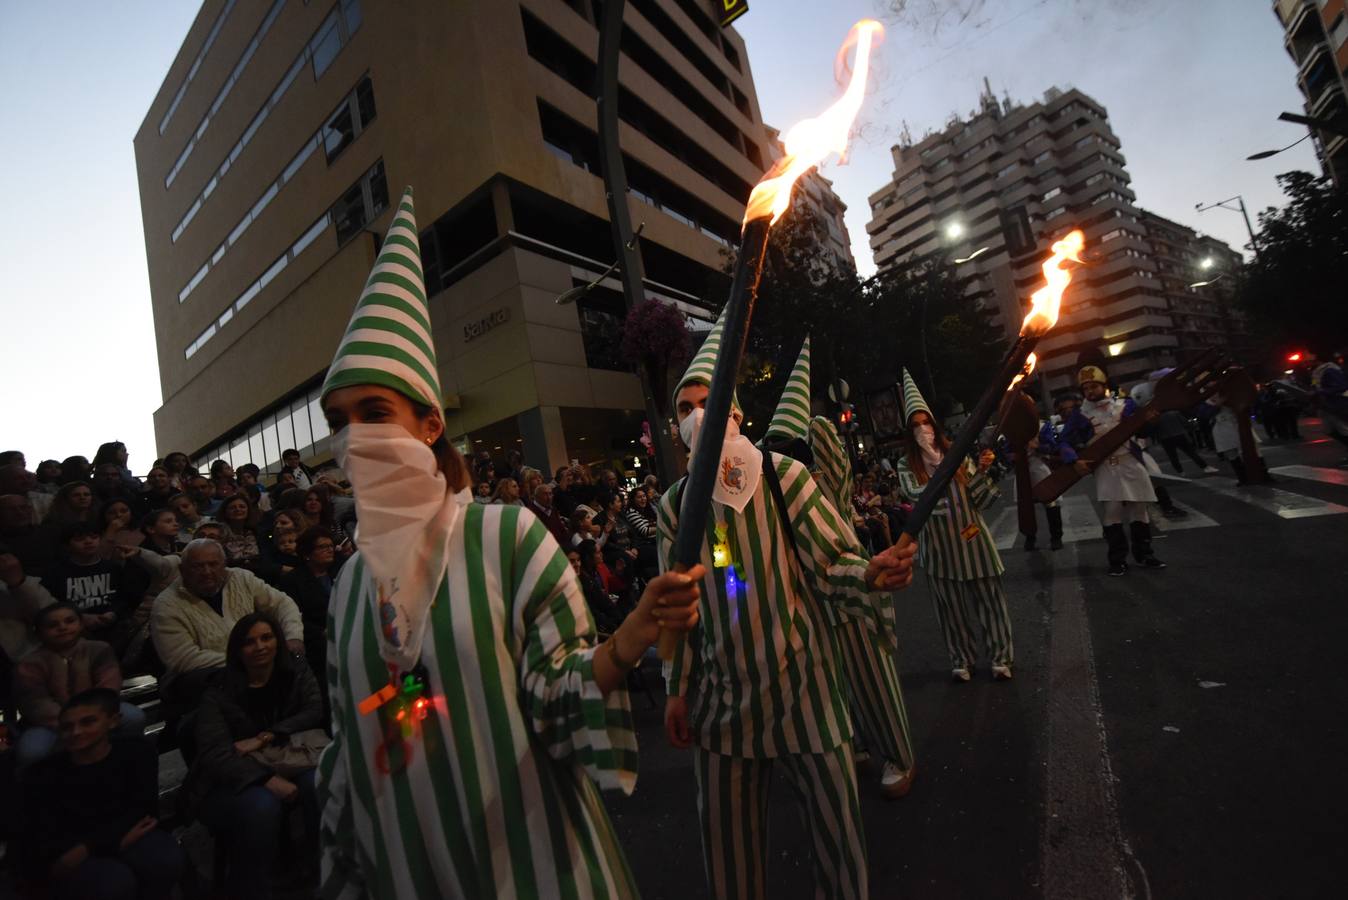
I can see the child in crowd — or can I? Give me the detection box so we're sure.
[20,688,184,900]
[14,603,147,768]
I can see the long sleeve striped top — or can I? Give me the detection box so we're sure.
[894,456,1004,581]
[657,452,877,758]
[316,503,640,899]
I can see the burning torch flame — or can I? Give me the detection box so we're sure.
[1008,353,1037,392]
[743,19,884,226]
[1021,230,1085,337]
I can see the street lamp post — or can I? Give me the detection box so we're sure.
[594,0,678,487]
[1195,195,1260,260]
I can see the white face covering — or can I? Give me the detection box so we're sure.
[679,406,762,513]
[913,423,943,468]
[332,423,471,671]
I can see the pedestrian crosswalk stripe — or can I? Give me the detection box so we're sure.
[1189,477,1348,519]
[1269,465,1348,488]
[991,495,1105,550]
[1150,500,1219,532]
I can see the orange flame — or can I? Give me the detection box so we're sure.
[1021,230,1085,337]
[743,19,884,226]
[1008,352,1037,392]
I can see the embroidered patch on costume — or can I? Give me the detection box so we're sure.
[960,523,981,542]
[720,455,749,497]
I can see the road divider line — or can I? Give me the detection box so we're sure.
[1190,476,1348,519]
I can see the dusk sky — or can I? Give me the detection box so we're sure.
[0,0,1322,468]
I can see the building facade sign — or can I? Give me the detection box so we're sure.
[463,307,511,343]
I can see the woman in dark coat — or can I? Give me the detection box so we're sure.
[188,613,325,899]
[278,528,337,708]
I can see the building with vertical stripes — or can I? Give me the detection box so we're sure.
[1272,0,1348,186]
[135,0,770,476]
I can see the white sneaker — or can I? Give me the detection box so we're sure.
[880,761,914,799]
[951,667,972,682]
[1202,466,1219,474]
[992,665,1013,681]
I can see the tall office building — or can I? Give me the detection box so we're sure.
[1138,210,1251,359]
[1272,0,1348,185]
[765,126,856,272]
[135,0,769,475]
[865,84,1178,393]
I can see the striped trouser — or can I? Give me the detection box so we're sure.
[834,619,915,771]
[693,744,868,900]
[927,574,1013,669]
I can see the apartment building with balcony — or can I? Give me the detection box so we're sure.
[865,84,1178,395]
[135,0,771,477]
[1138,210,1252,360]
[1274,0,1348,185]
[765,126,856,272]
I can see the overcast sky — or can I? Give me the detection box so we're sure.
[0,0,1321,471]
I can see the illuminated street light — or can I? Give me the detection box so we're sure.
[1199,257,1215,270]
[1188,273,1230,289]
[945,222,964,240]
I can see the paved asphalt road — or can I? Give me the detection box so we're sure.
[605,420,1348,899]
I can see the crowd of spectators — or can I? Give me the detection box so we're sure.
[0,441,344,898]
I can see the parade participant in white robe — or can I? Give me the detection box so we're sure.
[1067,365,1166,576]
[660,314,916,900]
[315,188,703,900]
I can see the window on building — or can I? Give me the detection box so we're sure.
[1043,186,1063,201]
[333,159,389,245]
[322,76,376,162]
[310,14,343,78]
[1032,150,1052,165]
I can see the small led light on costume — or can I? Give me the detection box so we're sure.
[372,663,434,773]
[712,523,730,569]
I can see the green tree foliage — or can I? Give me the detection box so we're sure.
[714,203,1004,435]
[1239,171,1348,351]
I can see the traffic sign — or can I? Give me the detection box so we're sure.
[715,0,748,28]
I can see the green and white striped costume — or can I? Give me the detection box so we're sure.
[317,503,640,899]
[659,452,875,899]
[809,417,915,771]
[894,457,1013,669]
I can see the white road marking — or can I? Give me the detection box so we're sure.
[991,495,1104,550]
[1190,477,1348,519]
[1151,500,1219,532]
[1269,465,1348,488]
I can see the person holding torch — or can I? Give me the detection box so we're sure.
[659,316,916,900]
[895,370,1014,682]
[315,188,703,899]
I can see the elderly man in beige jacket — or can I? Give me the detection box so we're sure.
[151,539,303,705]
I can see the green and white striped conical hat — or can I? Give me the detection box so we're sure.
[674,306,740,411]
[321,187,442,409]
[901,368,932,425]
[764,337,812,441]
[808,415,853,518]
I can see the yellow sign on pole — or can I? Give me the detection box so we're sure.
[717,0,748,28]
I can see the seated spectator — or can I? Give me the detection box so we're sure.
[185,474,219,517]
[491,477,522,506]
[280,449,316,490]
[301,486,350,562]
[553,466,579,517]
[1,550,56,664]
[519,466,543,503]
[566,548,582,577]
[140,466,175,513]
[43,482,100,530]
[1,493,59,579]
[0,450,22,468]
[139,509,183,557]
[162,452,191,491]
[595,467,622,509]
[569,505,607,550]
[193,521,226,543]
[92,442,143,494]
[20,688,184,900]
[525,482,572,549]
[100,498,141,552]
[0,462,53,523]
[279,529,337,701]
[597,492,636,560]
[641,473,660,497]
[474,480,493,504]
[217,496,262,571]
[601,544,636,607]
[59,456,92,486]
[314,468,356,536]
[189,613,324,899]
[267,470,298,509]
[624,487,659,579]
[255,524,302,587]
[168,493,207,545]
[35,459,65,494]
[235,464,270,512]
[275,487,313,533]
[41,522,154,650]
[209,460,234,485]
[150,539,304,708]
[575,539,624,633]
[14,603,147,769]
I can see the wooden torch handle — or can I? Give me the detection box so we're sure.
[873,532,916,590]
[656,563,692,661]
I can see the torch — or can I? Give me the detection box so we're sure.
[875,230,1084,586]
[659,19,884,659]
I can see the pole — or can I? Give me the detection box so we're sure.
[596,0,679,488]
[659,217,772,658]
[1236,196,1260,260]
